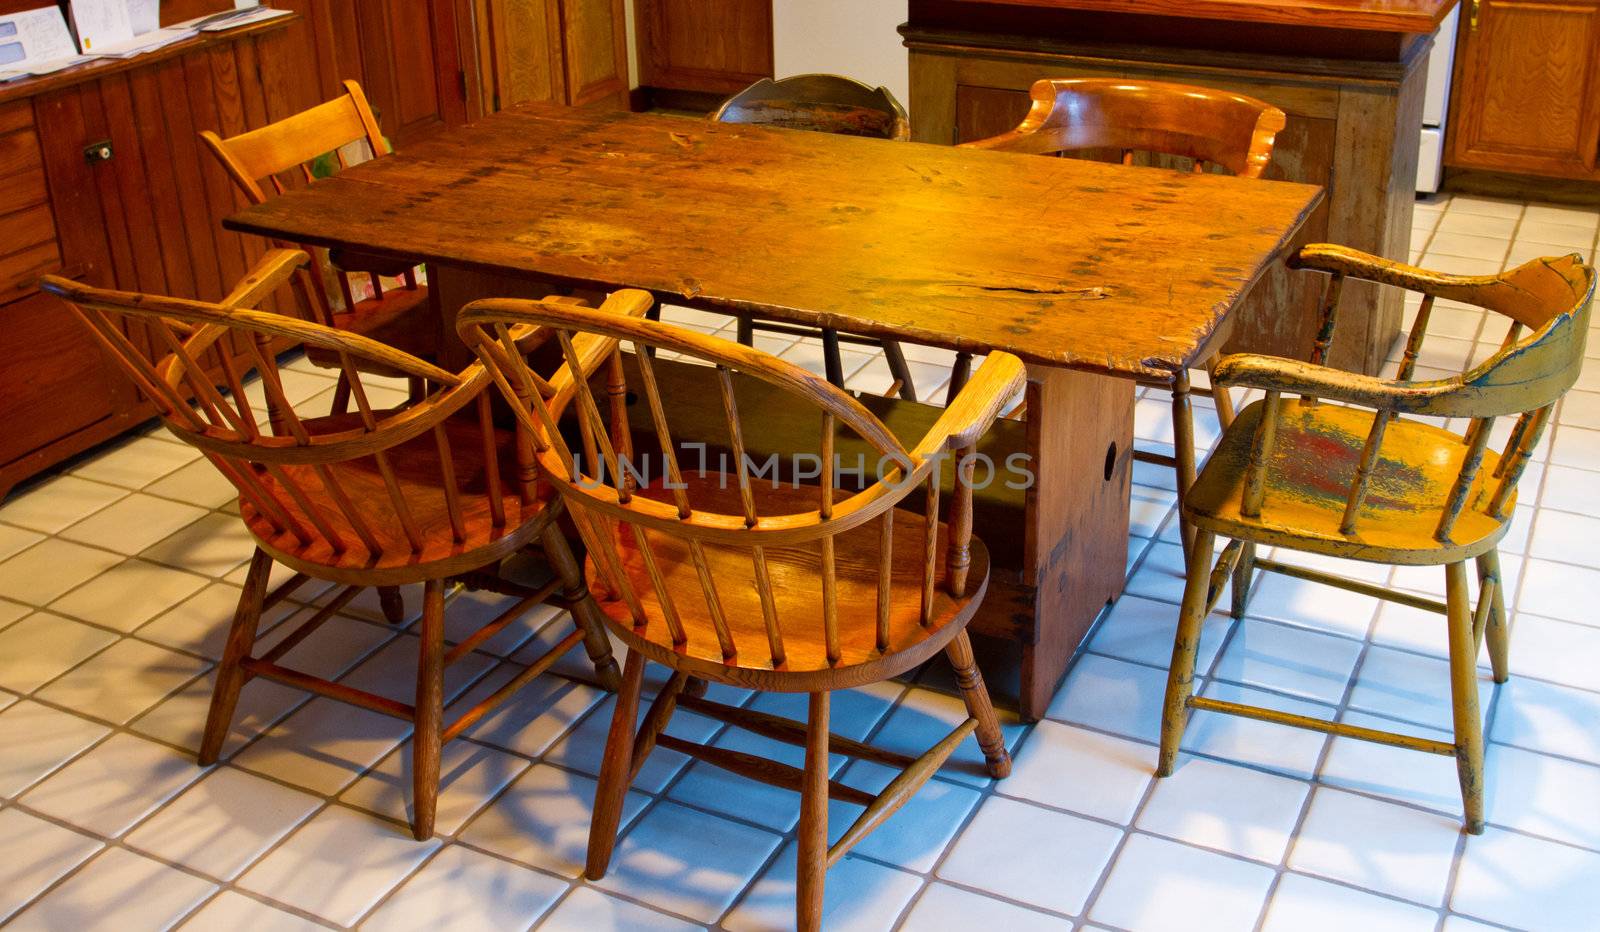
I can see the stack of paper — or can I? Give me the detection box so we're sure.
[0,2,290,82]
[0,6,92,80]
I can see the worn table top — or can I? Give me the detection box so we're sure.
[226,106,1323,380]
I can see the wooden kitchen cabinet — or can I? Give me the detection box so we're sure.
[1447,0,1600,178]
[636,0,773,97]
[473,0,631,109]
[0,3,473,500]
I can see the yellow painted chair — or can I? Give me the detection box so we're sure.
[1157,244,1595,833]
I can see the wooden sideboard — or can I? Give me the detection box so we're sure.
[902,0,1459,376]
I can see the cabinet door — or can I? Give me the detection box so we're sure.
[637,0,773,96]
[1448,0,1600,178]
[0,291,128,465]
[559,0,630,107]
[477,0,566,109]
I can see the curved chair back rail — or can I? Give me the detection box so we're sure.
[38,250,638,582]
[712,74,910,140]
[1213,245,1594,542]
[458,297,1026,682]
[963,77,1285,178]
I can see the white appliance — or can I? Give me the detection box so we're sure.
[1417,4,1460,193]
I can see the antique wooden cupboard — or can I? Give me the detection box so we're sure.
[1447,0,1600,180]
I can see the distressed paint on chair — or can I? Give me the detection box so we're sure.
[1158,244,1595,834]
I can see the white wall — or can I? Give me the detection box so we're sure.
[771,0,910,110]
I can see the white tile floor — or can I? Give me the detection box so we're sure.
[1,193,1598,930]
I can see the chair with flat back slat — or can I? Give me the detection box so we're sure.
[960,77,1286,558]
[711,74,923,402]
[201,80,435,410]
[40,250,646,840]
[1159,244,1594,833]
[458,297,1022,931]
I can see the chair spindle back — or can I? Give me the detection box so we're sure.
[1230,246,1594,541]
[459,297,1016,671]
[39,250,563,567]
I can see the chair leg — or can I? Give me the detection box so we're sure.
[797,690,831,932]
[199,548,272,765]
[881,340,918,402]
[736,317,754,346]
[540,524,621,692]
[1477,548,1510,684]
[821,329,845,388]
[1231,541,1257,620]
[946,351,973,406]
[377,586,406,624]
[407,376,427,403]
[1171,371,1198,558]
[1158,529,1216,777]
[946,629,1011,778]
[412,578,446,840]
[1446,561,1487,834]
[586,650,646,880]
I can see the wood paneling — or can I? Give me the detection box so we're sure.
[1447,0,1600,179]
[0,292,131,459]
[637,0,773,96]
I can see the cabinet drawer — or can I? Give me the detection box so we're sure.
[0,291,122,464]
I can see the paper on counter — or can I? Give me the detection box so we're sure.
[199,6,291,31]
[0,6,81,72]
[67,0,136,53]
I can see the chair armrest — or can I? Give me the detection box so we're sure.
[219,249,310,310]
[1292,243,1500,294]
[911,352,1027,458]
[542,290,656,414]
[1212,352,1457,413]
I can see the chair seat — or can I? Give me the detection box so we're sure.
[305,284,436,373]
[588,473,990,692]
[241,412,550,584]
[1186,399,1514,565]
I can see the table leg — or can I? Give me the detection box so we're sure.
[991,366,1132,720]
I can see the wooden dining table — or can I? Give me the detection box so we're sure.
[225,104,1323,719]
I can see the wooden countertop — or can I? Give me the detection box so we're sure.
[930,0,1458,33]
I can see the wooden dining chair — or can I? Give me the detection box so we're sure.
[712,74,922,402]
[39,250,648,840]
[961,77,1286,553]
[201,80,435,410]
[458,297,1022,931]
[1157,245,1595,833]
